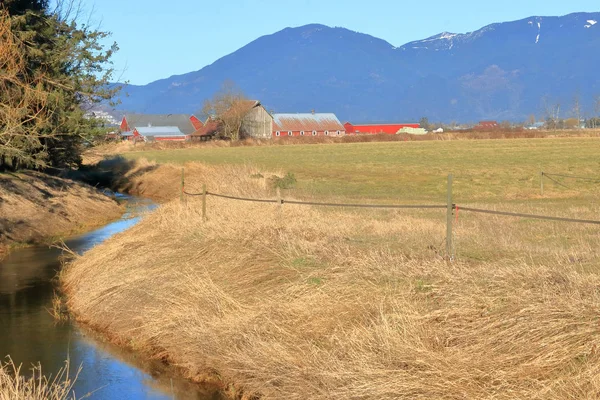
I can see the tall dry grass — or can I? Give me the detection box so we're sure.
[61,162,600,399]
[0,358,80,400]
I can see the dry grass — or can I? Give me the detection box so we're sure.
[93,157,282,203]
[48,292,69,322]
[0,357,80,400]
[62,162,600,399]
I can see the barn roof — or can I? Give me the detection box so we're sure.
[273,113,344,132]
[124,114,196,134]
[134,126,186,137]
[190,120,221,137]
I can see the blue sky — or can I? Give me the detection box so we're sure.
[83,0,599,85]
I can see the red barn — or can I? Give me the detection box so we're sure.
[273,113,345,137]
[475,121,499,130]
[344,122,421,135]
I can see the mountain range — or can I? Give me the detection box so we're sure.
[114,12,600,122]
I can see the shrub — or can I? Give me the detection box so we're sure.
[270,172,297,190]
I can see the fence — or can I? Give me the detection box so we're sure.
[181,169,600,261]
[540,171,600,195]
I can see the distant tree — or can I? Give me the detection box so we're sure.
[571,94,582,129]
[201,80,250,141]
[585,117,600,129]
[563,118,579,130]
[526,114,536,126]
[542,96,561,130]
[419,117,431,131]
[593,96,600,128]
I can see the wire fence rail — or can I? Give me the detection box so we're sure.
[540,171,600,195]
[185,190,447,210]
[180,170,600,261]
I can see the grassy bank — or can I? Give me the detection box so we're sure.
[62,160,600,399]
[0,171,123,259]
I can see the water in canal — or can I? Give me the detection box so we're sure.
[0,196,222,399]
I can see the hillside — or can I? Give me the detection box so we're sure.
[115,12,600,122]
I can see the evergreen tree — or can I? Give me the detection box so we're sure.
[0,0,119,171]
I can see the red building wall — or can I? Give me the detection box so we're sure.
[272,130,345,138]
[344,122,420,135]
[131,128,188,141]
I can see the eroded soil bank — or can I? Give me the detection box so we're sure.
[0,171,122,259]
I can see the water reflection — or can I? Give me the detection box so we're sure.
[0,196,222,399]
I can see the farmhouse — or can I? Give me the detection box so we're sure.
[120,114,200,135]
[122,126,188,142]
[190,100,273,140]
[344,122,420,135]
[273,113,345,137]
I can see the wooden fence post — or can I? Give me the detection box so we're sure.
[276,187,282,212]
[180,168,185,203]
[540,171,544,196]
[202,184,207,221]
[446,174,454,262]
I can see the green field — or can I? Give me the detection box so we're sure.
[122,138,600,204]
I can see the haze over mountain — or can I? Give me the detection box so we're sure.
[115,12,600,122]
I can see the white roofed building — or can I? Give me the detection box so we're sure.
[129,126,188,141]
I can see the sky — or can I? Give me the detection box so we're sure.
[80,0,599,85]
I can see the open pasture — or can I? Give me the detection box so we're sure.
[120,137,600,204]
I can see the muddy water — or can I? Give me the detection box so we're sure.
[0,196,222,400]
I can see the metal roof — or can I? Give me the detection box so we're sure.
[134,126,185,137]
[273,113,345,132]
[124,114,196,134]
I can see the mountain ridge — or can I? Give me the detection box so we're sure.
[114,12,600,122]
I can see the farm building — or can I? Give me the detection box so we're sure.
[239,101,273,139]
[122,126,189,142]
[475,121,499,129]
[189,100,273,140]
[273,113,345,137]
[120,114,199,135]
[190,119,221,141]
[344,122,420,135]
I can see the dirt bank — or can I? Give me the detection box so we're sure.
[62,161,600,399]
[77,156,282,203]
[0,171,123,259]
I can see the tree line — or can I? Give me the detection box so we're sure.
[0,0,118,171]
